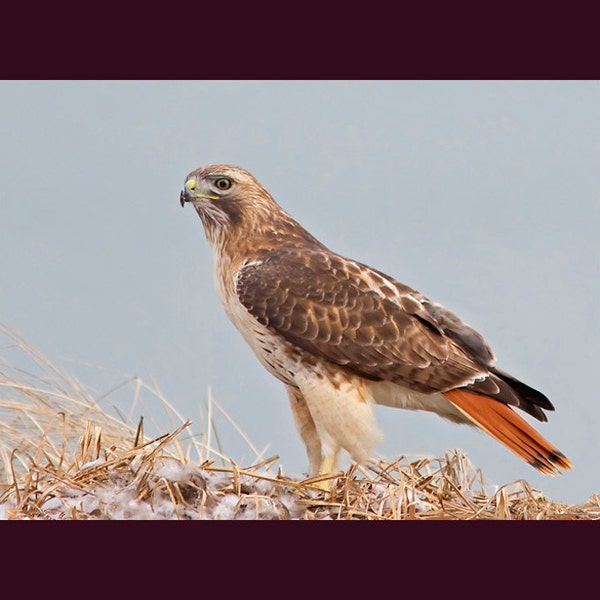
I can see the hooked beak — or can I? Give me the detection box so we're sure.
[179,188,188,207]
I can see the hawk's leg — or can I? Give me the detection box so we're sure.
[318,453,338,476]
[286,385,322,477]
[287,385,343,489]
[293,368,384,485]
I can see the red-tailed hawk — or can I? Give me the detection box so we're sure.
[180,164,572,479]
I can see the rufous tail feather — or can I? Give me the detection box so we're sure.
[443,388,572,475]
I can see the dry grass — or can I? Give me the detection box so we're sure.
[1,323,598,520]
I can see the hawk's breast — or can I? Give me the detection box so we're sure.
[214,256,310,387]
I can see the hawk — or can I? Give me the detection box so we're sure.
[180,164,572,479]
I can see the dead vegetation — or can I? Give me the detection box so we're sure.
[1,323,598,520]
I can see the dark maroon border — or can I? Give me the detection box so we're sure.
[1,520,598,589]
[1,4,597,78]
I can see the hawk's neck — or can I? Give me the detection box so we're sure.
[212,210,327,266]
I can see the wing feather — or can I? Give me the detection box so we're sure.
[235,247,488,393]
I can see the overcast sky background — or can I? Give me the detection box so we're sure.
[1,80,597,505]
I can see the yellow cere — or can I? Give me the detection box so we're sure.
[185,178,220,200]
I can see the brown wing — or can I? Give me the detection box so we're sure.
[416,290,555,419]
[235,246,490,394]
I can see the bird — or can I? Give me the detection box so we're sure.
[179,164,572,480]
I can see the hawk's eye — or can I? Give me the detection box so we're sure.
[215,178,232,191]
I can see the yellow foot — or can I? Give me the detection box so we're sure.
[319,454,337,476]
[307,454,339,490]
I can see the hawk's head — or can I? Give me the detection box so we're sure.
[180,164,281,244]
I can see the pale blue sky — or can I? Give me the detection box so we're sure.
[1,81,598,504]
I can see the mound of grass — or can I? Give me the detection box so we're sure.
[1,324,598,520]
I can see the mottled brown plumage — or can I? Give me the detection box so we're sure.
[180,164,572,478]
